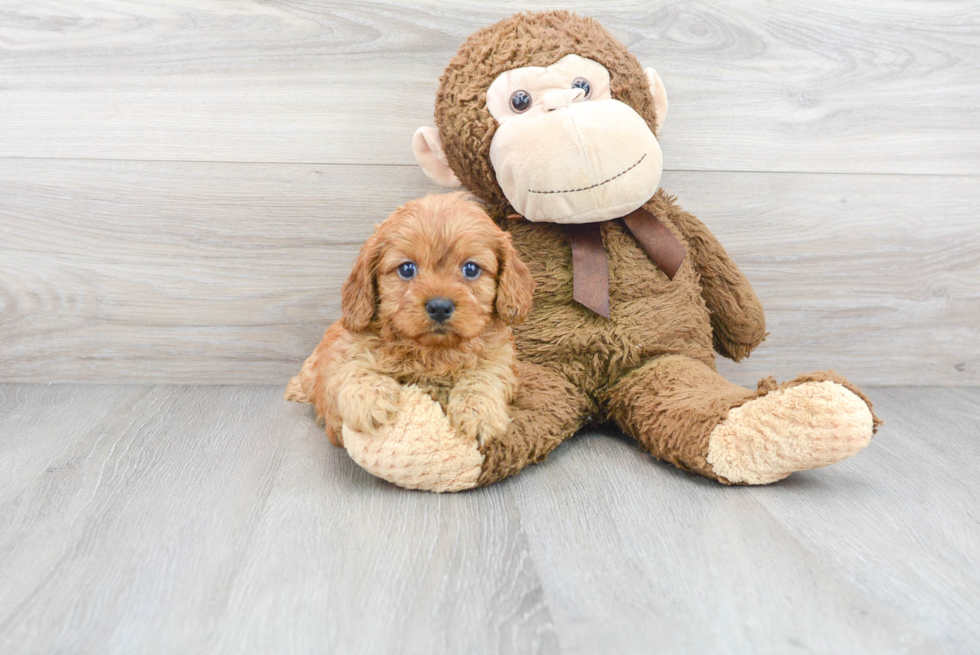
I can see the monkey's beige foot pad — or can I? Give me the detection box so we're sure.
[342,385,484,493]
[706,381,875,485]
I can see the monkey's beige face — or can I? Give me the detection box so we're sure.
[486,55,663,224]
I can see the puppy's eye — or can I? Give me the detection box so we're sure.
[571,78,591,98]
[509,90,531,113]
[397,261,417,280]
[461,261,481,280]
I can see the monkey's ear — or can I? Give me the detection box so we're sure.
[413,127,462,188]
[644,68,669,134]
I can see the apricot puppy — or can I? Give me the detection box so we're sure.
[286,192,535,448]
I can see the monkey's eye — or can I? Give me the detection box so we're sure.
[397,261,417,280]
[571,78,591,98]
[461,261,481,280]
[509,90,532,113]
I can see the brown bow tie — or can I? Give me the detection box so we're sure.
[565,207,686,318]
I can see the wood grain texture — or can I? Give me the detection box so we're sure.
[1,0,977,174]
[0,384,558,655]
[2,159,977,385]
[0,384,978,653]
[509,385,980,654]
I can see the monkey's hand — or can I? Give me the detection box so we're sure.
[342,385,485,493]
[336,373,403,436]
[662,199,767,361]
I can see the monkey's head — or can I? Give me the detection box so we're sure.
[414,11,668,224]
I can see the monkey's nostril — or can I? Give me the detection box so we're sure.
[425,298,455,323]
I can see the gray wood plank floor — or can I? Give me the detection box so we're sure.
[1,385,977,654]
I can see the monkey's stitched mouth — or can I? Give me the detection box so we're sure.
[527,153,647,195]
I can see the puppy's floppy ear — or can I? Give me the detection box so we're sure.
[494,231,535,325]
[341,230,383,332]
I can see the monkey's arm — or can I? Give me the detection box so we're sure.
[477,360,592,486]
[343,360,589,492]
[668,207,767,362]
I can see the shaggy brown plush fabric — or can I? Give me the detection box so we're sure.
[477,360,593,485]
[475,191,789,484]
[431,11,880,486]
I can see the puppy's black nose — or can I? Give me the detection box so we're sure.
[425,298,455,323]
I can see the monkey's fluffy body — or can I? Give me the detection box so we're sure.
[333,11,880,490]
[507,194,719,390]
[478,193,879,484]
[412,11,879,488]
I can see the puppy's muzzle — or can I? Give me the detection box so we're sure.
[425,297,455,323]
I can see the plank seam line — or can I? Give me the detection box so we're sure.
[0,156,978,179]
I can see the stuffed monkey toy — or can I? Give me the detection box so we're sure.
[348,10,880,491]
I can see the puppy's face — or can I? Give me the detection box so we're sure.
[342,193,534,347]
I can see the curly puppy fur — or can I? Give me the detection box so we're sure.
[287,192,535,449]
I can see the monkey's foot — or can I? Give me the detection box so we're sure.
[342,385,484,493]
[706,381,875,484]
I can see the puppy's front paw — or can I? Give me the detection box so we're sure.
[339,377,403,436]
[447,393,512,445]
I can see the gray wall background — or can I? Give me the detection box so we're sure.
[1,0,977,386]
